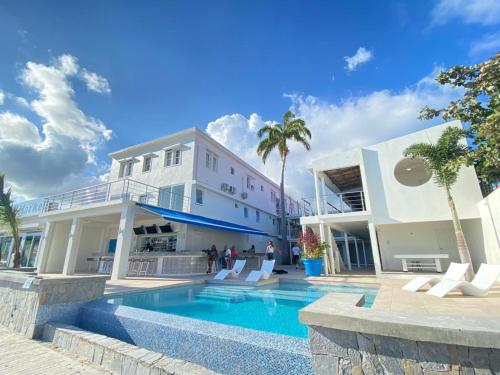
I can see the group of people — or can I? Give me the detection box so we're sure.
[206,240,301,273]
[206,244,238,274]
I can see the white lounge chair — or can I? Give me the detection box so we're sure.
[426,264,500,298]
[402,262,470,292]
[213,259,246,280]
[245,260,275,282]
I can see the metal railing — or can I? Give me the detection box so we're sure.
[15,179,191,217]
[300,190,366,216]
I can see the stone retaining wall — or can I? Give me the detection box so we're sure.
[43,323,218,375]
[309,325,500,375]
[300,293,500,375]
[0,271,106,338]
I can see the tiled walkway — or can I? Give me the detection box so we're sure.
[0,327,109,375]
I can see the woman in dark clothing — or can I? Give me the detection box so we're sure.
[207,244,218,274]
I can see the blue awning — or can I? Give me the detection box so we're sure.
[136,203,268,236]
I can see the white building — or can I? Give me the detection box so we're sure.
[1,128,301,279]
[300,121,500,276]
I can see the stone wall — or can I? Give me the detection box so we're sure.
[309,325,500,375]
[0,271,106,338]
[43,323,219,375]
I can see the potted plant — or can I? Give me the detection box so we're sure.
[298,229,329,277]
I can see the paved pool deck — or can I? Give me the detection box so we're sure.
[101,266,500,318]
[0,326,109,375]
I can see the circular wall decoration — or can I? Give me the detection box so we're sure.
[394,157,432,187]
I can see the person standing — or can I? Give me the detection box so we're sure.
[207,244,218,274]
[225,246,232,269]
[230,245,238,267]
[291,243,301,269]
[265,241,278,261]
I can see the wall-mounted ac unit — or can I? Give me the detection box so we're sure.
[241,192,248,199]
[221,183,229,192]
[228,186,236,195]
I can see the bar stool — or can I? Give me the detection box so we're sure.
[138,260,149,276]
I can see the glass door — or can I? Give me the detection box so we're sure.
[0,236,12,266]
[20,235,41,267]
[27,236,40,267]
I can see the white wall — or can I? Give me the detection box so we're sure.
[363,123,483,224]
[45,221,71,273]
[377,219,487,271]
[108,132,196,200]
[193,133,292,219]
[75,225,106,272]
[478,188,500,264]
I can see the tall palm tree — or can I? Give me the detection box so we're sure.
[0,173,21,269]
[257,111,311,264]
[404,126,474,280]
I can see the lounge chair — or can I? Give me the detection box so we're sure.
[402,262,470,292]
[245,260,275,282]
[426,263,500,297]
[213,259,246,280]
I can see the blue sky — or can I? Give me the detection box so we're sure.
[0,0,498,198]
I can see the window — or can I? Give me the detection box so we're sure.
[260,185,264,192]
[271,190,277,202]
[256,210,260,222]
[159,184,185,211]
[206,151,218,171]
[165,148,181,167]
[234,203,239,208]
[243,207,248,218]
[143,155,152,172]
[230,167,235,175]
[195,188,204,205]
[119,160,133,177]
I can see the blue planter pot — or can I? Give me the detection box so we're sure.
[303,258,324,277]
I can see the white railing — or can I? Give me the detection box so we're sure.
[15,179,191,217]
[300,190,366,216]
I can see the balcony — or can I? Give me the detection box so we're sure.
[300,190,366,217]
[15,179,190,217]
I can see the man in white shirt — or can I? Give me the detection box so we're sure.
[291,244,301,269]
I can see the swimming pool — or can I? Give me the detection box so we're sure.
[105,282,377,338]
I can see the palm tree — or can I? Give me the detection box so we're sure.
[404,126,474,280]
[257,111,311,264]
[0,173,21,268]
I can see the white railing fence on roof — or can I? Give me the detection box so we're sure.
[300,190,366,216]
[14,179,191,217]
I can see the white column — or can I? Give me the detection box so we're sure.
[344,232,352,270]
[62,217,83,275]
[111,202,136,280]
[320,175,328,214]
[313,170,322,216]
[368,222,382,275]
[325,225,336,275]
[361,240,368,266]
[354,238,360,268]
[318,223,329,276]
[36,221,55,274]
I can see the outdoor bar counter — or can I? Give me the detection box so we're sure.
[97,252,208,276]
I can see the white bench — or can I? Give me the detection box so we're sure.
[394,254,449,273]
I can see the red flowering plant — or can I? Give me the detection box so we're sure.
[298,228,329,259]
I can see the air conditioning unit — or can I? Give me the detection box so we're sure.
[221,183,229,192]
[241,192,248,199]
[228,186,236,195]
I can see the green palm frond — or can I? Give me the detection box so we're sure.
[404,126,469,188]
[256,111,311,164]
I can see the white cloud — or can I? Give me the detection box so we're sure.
[344,47,373,72]
[0,55,112,198]
[81,69,111,94]
[0,89,4,105]
[205,69,461,199]
[470,31,500,55]
[431,0,500,26]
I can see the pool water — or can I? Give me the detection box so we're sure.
[105,282,377,338]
